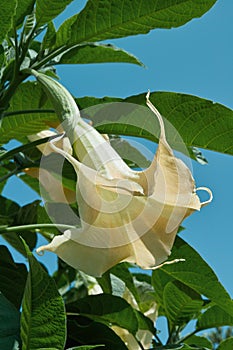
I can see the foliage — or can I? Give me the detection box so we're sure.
[0,0,232,349]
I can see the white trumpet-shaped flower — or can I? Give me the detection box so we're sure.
[36,91,212,277]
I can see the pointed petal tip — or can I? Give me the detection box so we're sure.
[152,258,186,270]
[146,90,150,101]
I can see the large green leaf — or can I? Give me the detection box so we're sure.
[55,0,216,47]
[0,0,17,44]
[125,92,233,155]
[0,293,20,349]
[67,294,138,335]
[20,244,66,350]
[77,91,233,156]
[15,0,35,27]
[1,82,58,145]
[0,245,27,309]
[36,0,74,26]
[163,281,203,328]
[55,43,143,66]
[152,237,233,318]
[196,305,233,331]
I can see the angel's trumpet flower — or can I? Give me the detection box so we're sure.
[32,71,212,277]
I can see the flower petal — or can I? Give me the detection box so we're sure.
[28,129,73,156]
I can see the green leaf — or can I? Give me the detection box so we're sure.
[150,268,171,316]
[0,293,20,349]
[53,259,76,295]
[20,243,66,350]
[125,92,233,155]
[96,271,112,294]
[0,195,20,226]
[133,275,156,314]
[36,0,74,26]
[67,317,128,350]
[77,91,233,156]
[184,335,212,349]
[110,263,140,303]
[0,245,27,309]
[163,281,203,327]
[1,82,57,146]
[41,21,56,49]
[67,294,138,335]
[55,43,143,66]
[196,305,233,331]
[110,136,150,168]
[134,309,155,334]
[0,0,17,44]
[2,200,39,257]
[15,0,35,27]
[76,96,121,110]
[152,237,233,318]
[217,337,233,350]
[55,0,216,47]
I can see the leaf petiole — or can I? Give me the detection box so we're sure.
[0,223,77,233]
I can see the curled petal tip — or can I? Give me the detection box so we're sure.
[36,247,45,256]
[196,187,213,207]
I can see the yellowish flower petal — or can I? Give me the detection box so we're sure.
[25,167,76,203]
[26,129,75,203]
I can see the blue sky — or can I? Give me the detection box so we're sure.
[3,0,233,299]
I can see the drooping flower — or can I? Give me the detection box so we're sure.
[33,72,212,277]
